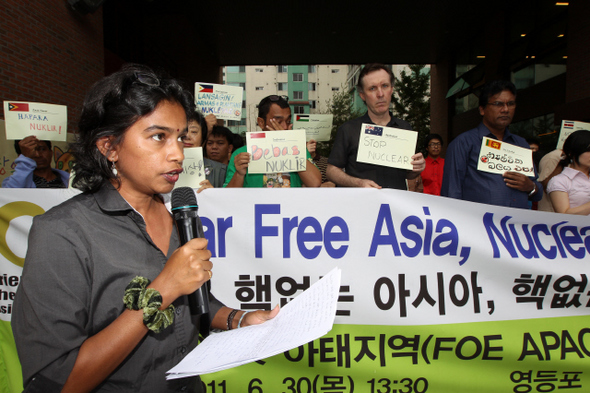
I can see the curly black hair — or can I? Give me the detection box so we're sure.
[71,64,194,193]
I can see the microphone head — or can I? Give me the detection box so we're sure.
[171,187,198,211]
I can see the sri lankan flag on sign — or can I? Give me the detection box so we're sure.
[486,139,501,150]
[296,115,309,122]
[8,102,29,112]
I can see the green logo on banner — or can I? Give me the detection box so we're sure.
[0,201,45,267]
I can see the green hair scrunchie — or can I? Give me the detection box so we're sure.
[123,276,175,334]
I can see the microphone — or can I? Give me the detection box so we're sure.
[171,187,210,317]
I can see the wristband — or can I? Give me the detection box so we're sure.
[528,185,537,197]
[227,309,239,330]
[237,311,250,329]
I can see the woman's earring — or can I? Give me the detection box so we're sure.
[111,161,118,177]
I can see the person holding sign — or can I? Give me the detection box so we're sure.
[547,130,590,215]
[441,80,542,208]
[183,111,227,189]
[12,64,278,393]
[224,95,321,188]
[2,135,69,188]
[327,64,425,189]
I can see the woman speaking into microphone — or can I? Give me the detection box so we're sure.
[12,64,278,393]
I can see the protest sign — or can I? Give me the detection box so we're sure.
[477,137,535,175]
[194,83,243,121]
[292,114,333,141]
[174,147,206,189]
[356,123,417,170]
[3,101,67,142]
[246,130,307,174]
[556,120,590,150]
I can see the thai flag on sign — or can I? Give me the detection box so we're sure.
[8,102,29,112]
[198,84,214,93]
[364,125,383,136]
[563,121,574,129]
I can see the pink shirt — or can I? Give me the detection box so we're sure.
[547,167,590,209]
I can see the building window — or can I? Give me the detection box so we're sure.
[255,68,264,73]
[228,82,246,89]
[308,65,316,73]
[308,82,316,91]
[293,91,304,100]
[294,106,305,114]
[278,65,288,73]
[256,86,264,91]
[310,100,317,109]
[278,82,288,91]
[332,87,340,91]
[331,69,340,73]
[293,73,303,82]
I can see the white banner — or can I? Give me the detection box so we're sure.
[2,189,589,391]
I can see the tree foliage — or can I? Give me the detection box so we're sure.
[391,64,431,153]
[317,89,363,158]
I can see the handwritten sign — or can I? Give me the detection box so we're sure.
[246,129,307,174]
[477,137,535,175]
[195,83,243,121]
[292,114,334,142]
[356,124,417,170]
[174,147,206,189]
[3,101,67,141]
[556,120,590,150]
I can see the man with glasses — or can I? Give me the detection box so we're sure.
[223,95,321,188]
[420,134,445,195]
[441,80,542,208]
[327,63,425,189]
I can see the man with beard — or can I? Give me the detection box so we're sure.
[441,80,542,208]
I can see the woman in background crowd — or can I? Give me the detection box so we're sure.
[183,111,227,189]
[547,130,590,215]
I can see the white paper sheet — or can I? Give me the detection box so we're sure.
[166,267,341,379]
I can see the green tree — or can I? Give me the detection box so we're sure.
[317,89,363,157]
[391,64,431,153]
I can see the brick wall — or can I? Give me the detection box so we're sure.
[0,0,104,131]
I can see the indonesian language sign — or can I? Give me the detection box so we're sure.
[174,147,206,189]
[477,137,535,175]
[1,188,589,392]
[245,130,307,174]
[356,123,417,170]
[194,83,243,120]
[292,114,334,142]
[3,101,67,141]
[556,120,590,150]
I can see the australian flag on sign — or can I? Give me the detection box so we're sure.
[365,125,383,136]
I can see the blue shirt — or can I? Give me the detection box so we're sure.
[441,122,542,209]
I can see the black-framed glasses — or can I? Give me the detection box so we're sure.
[487,101,516,108]
[428,142,442,147]
[134,72,160,87]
